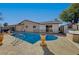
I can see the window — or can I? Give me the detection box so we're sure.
[33,26,36,28]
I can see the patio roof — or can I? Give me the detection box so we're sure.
[40,20,62,24]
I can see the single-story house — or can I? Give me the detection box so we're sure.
[15,20,40,32]
[15,20,61,33]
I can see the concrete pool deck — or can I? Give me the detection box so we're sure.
[0,34,79,55]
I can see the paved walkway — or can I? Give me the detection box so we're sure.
[0,34,79,55]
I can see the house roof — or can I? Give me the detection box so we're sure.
[17,19,62,25]
[18,20,40,25]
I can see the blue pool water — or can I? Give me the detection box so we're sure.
[12,32,58,44]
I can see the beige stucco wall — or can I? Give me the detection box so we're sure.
[16,21,39,32]
[15,25,25,31]
[39,24,46,32]
[39,23,59,33]
[72,24,77,30]
[52,24,59,33]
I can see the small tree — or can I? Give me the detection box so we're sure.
[60,3,79,24]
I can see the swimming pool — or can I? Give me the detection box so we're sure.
[12,32,58,44]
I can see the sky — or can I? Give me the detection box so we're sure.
[0,3,71,25]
